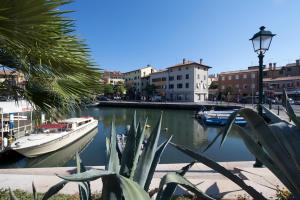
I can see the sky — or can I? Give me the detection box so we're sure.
[63,0,300,74]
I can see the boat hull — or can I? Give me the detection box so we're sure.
[13,120,98,158]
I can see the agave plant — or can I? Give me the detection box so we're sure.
[0,0,102,117]
[8,112,215,200]
[180,89,300,199]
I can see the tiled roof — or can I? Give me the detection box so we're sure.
[167,61,211,69]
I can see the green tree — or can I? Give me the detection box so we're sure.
[114,84,126,95]
[144,84,156,97]
[104,84,114,95]
[209,81,218,89]
[0,0,101,117]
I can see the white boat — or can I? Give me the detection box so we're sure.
[10,117,98,158]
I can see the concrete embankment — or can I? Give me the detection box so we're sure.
[98,101,241,111]
[0,161,285,199]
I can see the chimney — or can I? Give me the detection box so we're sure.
[200,59,203,64]
[183,58,186,64]
[269,63,272,70]
[273,63,276,70]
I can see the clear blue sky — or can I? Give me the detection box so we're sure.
[63,0,300,74]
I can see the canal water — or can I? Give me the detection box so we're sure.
[0,107,254,168]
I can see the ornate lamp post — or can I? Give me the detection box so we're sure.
[250,26,276,116]
[250,26,275,167]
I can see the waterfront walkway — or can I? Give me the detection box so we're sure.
[0,161,285,199]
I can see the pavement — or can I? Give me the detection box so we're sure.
[0,162,286,199]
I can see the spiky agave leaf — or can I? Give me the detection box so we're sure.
[107,118,120,173]
[171,143,267,200]
[9,188,18,200]
[158,161,196,200]
[32,182,38,200]
[134,113,163,188]
[58,169,151,200]
[76,153,91,200]
[144,135,173,191]
[120,112,138,178]
[156,172,214,200]
[42,180,68,200]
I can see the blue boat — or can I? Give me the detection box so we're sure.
[197,110,247,126]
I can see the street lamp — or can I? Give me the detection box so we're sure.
[250,26,275,168]
[250,26,276,116]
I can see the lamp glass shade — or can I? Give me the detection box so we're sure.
[250,26,275,54]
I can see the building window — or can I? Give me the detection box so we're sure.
[177,83,183,88]
[185,67,188,70]
[185,83,189,88]
[178,67,181,71]
[221,76,225,81]
[235,84,239,88]
[169,84,174,89]
[221,85,225,89]
[243,74,247,79]
[177,75,182,80]
[235,74,239,80]
[263,71,267,77]
[198,74,200,79]
[169,76,174,81]
[287,68,291,71]
[251,73,256,79]
[243,84,248,89]
[251,84,255,89]
[185,74,189,79]
[228,76,232,80]
[204,75,206,80]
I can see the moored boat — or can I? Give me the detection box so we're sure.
[10,117,98,158]
[197,110,247,126]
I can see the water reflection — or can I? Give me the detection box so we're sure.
[1,107,254,168]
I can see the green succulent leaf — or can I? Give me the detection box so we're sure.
[120,112,138,178]
[107,118,120,173]
[156,172,214,200]
[144,135,173,191]
[42,180,68,200]
[32,182,38,200]
[134,112,163,188]
[76,152,91,200]
[57,169,115,182]
[158,161,196,200]
[171,143,267,200]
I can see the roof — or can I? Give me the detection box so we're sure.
[264,76,300,82]
[123,66,154,74]
[219,68,258,75]
[167,61,211,69]
[150,70,167,75]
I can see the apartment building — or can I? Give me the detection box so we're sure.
[263,60,300,97]
[123,65,156,92]
[148,59,210,102]
[218,67,259,100]
[102,71,124,85]
[149,70,167,97]
[0,70,26,87]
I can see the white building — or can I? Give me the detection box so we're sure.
[149,59,210,102]
[123,65,156,93]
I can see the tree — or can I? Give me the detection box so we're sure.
[114,84,126,96]
[209,81,218,89]
[144,84,157,97]
[0,0,101,117]
[104,84,114,96]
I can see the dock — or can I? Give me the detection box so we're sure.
[0,161,285,199]
[98,101,242,110]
